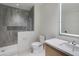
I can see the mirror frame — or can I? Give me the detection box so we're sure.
[59,3,79,37]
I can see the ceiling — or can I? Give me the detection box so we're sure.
[2,3,34,11]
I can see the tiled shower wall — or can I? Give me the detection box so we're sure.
[0,26,17,47]
[0,4,34,48]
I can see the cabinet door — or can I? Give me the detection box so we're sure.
[44,44,67,56]
[0,5,8,26]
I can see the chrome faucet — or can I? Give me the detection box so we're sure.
[72,41,76,45]
[71,40,76,52]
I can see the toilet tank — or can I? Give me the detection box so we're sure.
[40,35,45,44]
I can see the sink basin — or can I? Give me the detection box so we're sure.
[60,43,73,51]
[59,42,79,55]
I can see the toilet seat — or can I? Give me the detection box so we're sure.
[32,42,42,47]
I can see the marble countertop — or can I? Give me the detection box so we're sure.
[45,38,79,56]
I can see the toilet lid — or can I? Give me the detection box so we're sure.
[32,42,42,46]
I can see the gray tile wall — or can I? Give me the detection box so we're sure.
[0,4,34,47]
[0,26,17,47]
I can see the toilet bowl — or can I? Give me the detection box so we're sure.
[32,35,45,53]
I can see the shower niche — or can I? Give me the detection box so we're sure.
[0,4,34,47]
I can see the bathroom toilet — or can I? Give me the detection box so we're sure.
[32,35,45,54]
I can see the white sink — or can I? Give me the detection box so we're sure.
[60,42,79,56]
[60,43,73,51]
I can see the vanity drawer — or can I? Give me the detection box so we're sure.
[44,43,68,56]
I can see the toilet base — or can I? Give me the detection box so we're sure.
[32,45,43,54]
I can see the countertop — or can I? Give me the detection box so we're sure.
[45,38,79,56]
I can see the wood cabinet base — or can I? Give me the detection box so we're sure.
[44,43,68,56]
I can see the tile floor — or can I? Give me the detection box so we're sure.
[21,46,45,56]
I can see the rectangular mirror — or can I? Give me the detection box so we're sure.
[60,3,79,37]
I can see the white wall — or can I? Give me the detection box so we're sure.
[18,4,40,54]
[39,3,79,44]
[40,3,60,36]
